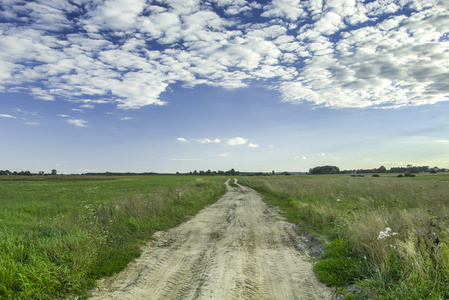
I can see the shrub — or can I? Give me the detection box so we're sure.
[372,174,380,177]
[195,178,206,186]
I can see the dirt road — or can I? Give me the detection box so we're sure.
[89,179,333,299]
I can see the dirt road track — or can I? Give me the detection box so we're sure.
[89,179,333,299]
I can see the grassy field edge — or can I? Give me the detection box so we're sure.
[238,175,449,299]
[0,176,227,299]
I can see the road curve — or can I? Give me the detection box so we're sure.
[89,179,333,300]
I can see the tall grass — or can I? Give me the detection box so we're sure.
[0,176,226,299]
[239,174,449,299]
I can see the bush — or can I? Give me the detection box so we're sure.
[372,174,380,177]
[195,178,206,186]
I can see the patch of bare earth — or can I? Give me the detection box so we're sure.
[89,179,333,299]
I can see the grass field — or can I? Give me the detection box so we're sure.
[239,173,449,299]
[0,175,227,299]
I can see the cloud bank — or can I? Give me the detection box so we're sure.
[0,0,448,109]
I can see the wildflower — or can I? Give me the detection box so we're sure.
[336,199,341,202]
[377,227,398,240]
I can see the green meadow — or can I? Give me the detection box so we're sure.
[0,175,226,299]
[239,174,449,299]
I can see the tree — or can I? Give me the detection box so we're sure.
[309,165,340,175]
[378,165,387,173]
[51,169,57,175]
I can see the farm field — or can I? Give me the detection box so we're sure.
[239,174,449,299]
[0,175,227,299]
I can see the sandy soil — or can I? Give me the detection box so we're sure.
[89,179,333,299]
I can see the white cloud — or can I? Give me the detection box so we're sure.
[80,104,95,109]
[248,143,259,148]
[67,119,88,127]
[89,0,146,30]
[261,0,306,21]
[436,139,449,143]
[313,12,344,35]
[0,114,16,118]
[211,153,230,157]
[0,0,447,111]
[193,138,221,144]
[295,156,307,160]
[23,122,39,125]
[199,138,212,144]
[57,114,70,118]
[177,137,189,143]
[227,137,248,146]
[119,117,134,120]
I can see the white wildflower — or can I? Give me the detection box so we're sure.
[377,227,398,240]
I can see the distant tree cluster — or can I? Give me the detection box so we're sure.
[309,165,340,174]
[0,170,56,176]
[80,169,241,176]
[340,165,437,174]
[188,169,240,176]
[82,171,160,176]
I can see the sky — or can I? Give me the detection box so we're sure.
[0,0,448,174]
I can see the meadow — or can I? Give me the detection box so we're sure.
[0,175,227,299]
[239,174,449,299]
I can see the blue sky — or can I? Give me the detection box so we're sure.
[0,0,448,174]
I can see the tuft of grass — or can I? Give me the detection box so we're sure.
[313,238,368,287]
[195,178,206,186]
[228,178,238,188]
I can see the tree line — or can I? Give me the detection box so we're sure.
[0,169,57,176]
[309,165,444,175]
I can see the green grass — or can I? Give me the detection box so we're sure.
[228,178,238,188]
[0,175,227,299]
[239,174,449,299]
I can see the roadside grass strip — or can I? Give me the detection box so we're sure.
[239,175,449,299]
